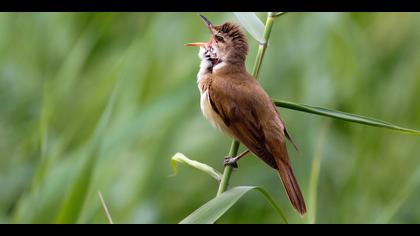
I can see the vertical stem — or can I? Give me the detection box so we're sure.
[253,16,275,80]
[216,15,277,196]
[217,141,239,196]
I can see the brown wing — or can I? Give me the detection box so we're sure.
[272,102,299,152]
[208,73,306,215]
[208,74,279,169]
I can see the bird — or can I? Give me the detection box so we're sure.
[185,15,306,216]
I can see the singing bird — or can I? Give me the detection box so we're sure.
[186,15,306,215]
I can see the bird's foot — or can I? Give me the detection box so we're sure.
[224,156,239,168]
[223,150,250,168]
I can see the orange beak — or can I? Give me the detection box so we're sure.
[185,15,214,47]
[185,42,208,47]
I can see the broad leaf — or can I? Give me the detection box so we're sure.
[274,100,420,136]
[180,186,288,224]
[233,13,265,44]
[171,152,222,182]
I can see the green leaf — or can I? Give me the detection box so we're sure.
[19,82,52,199]
[53,151,96,224]
[268,12,286,17]
[171,152,222,182]
[307,122,330,224]
[179,186,288,224]
[54,64,124,224]
[274,100,420,136]
[233,12,265,44]
[376,165,420,223]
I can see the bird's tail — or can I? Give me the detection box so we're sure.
[276,161,307,216]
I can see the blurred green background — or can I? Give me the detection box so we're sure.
[0,12,420,224]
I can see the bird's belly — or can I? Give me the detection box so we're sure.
[200,89,231,136]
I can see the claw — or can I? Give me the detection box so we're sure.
[224,156,239,168]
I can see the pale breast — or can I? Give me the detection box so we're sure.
[198,81,231,136]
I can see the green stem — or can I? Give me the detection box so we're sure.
[216,15,277,196]
[217,141,239,196]
[252,16,275,79]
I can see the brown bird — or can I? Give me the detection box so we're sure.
[186,15,306,215]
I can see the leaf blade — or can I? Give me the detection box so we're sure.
[233,12,265,44]
[54,62,124,224]
[274,100,420,136]
[171,152,222,182]
[268,12,287,17]
[307,122,330,224]
[179,186,288,224]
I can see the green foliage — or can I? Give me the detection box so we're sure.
[180,186,288,224]
[233,12,265,44]
[1,12,420,224]
[171,152,222,181]
[274,100,420,136]
[55,75,123,223]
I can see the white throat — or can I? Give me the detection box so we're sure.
[196,46,227,83]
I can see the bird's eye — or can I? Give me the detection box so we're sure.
[215,35,224,42]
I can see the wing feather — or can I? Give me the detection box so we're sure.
[207,73,306,215]
[208,76,278,169]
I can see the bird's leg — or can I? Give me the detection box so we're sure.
[224,150,250,168]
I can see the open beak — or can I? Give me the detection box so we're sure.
[199,14,213,33]
[185,42,208,47]
[185,15,214,47]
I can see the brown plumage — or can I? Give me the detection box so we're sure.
[188,17,306,215]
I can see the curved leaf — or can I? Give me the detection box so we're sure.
[274,100,420,136]
[233,12,265,44]
[171,152,222,182]
[179,186,288,224]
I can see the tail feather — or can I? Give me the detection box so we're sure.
[277,161,306,216]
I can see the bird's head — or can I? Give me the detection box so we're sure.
[186,15,248,68]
